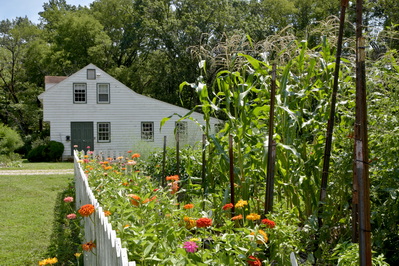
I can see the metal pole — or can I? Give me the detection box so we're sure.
[265,64,277,214]
[319,0,349,226]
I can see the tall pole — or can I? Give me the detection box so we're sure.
[355,0,372,264]
[319,0,349,226]
[265,64,277,214]
[229,135,235,216]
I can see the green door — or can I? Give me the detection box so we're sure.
[71,122,94,155]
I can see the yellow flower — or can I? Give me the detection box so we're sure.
[250,229,268,244]
[235,199,248,209]
[74,253,82,258]
[183,216,196,229]
[246,213,261,221]
[38,257,58,265]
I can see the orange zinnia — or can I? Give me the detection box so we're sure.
[183,204,194,209]
[170,181,179,194]
[222,203,234,210]
[131,153,141,158]
[128,194,141,206]
[231,214,243,220]
[82,241,96,252]
[78,204,95,217]
[166,175,179,181]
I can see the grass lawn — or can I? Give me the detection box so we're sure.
[0,173,74,265]
[0,161,74,171]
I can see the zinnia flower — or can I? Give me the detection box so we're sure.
[246,213,261,221]
[63,196,74,203]
[183,241,198,253]
[82,241,96,252]
[222,203,234,210]
[196,217,212,228]
[166,175,179,181]
[131,153,141,158]
[170,181,179,194]
[247,255,262,266]
[261,218,276,228]
[128,194,141,206]
[235,199,248,209]
[232,214,243,220]
[183,216,196,229]
[67,213,77,219]
[104,210,111,216]
[250,229,268,244]
[183,204,194,209]
[38,257,58,265]
[78,204,95,217]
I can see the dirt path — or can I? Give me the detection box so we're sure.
[0,169,74,175]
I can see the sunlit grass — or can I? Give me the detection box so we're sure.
[0,174,73,265]
[0,161,74,170]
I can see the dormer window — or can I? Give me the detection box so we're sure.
[97,84,110,103]
[87,69,96,80]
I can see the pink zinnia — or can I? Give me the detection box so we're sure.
[63,197,74,203]
[183,241,198,253]
[67,213,77,219]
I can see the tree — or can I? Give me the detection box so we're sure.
[0,17,44,135]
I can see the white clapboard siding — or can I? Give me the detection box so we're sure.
[39,64,222,160]
[74,151,136,266]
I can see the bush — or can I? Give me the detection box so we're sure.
[0,123,23,155]
[27,141,64,162]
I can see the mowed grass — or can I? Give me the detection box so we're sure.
[1,161,74,171]
[0,173,73,265]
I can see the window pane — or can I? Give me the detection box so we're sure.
[97,84,110,103]
[98,123,110,142]
[74,84,86,103]
[141,122,154,141]
[87,69,96,80]
[176,121,188,141]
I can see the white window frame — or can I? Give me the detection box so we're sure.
[97,122,111,143]
[141,122,154,141]
[73,83,87,103]
[97,83,110,103]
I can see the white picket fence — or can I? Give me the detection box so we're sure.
[74,151,136,266]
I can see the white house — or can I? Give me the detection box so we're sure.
[38,64,222,159]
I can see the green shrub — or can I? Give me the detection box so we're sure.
[0,123,23,155]
[27,141,64,162]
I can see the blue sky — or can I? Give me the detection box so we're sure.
[0,0,94,24]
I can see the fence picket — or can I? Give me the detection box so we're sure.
[74,150,136,265]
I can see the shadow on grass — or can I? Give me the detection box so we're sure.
[44,180,83,265]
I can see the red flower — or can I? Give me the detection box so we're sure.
[247,255,262,266]
[196,217,212,228]
[261,218,276,229]
[222,203,234,210]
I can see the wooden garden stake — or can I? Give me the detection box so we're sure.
[162,136,166,187]
[229,135,235,215]
[318,0,349,226]
[264,63,277,214]
[355,0,372,264]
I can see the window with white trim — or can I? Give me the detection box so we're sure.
[97,83,110,103]
[97,122,111,142]
[141,122,154,141]
[73,83,87,103]
[175,121,188,141]
[87,69,96,80]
